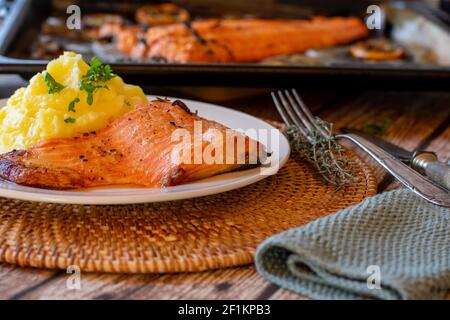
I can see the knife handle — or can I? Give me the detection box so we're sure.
[337,134,450,206]
[411,151,450,190]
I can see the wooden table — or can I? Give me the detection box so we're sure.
[0,88,449,299]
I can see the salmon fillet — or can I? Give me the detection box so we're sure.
[0,99,266,189]
[121,17,368,62]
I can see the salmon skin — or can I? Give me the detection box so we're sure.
[119,17,368,63]
[0,99,266,189]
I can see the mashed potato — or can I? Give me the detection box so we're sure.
[0,52,147,153]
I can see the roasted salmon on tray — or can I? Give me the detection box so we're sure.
[0,99,266,189]
[115,16,368,63]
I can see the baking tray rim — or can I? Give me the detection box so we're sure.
[0,58,449,75]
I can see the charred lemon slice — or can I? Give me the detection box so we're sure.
[351,39,405,61]
[136,3,190,26]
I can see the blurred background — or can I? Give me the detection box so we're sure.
[0,0,448,98]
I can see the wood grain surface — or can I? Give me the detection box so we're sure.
[0,88,449,300]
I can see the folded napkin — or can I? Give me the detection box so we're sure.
[255,189,450,300]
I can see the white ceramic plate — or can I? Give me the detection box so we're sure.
[0,96,290,205]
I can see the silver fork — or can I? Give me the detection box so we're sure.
[271,89,450,207]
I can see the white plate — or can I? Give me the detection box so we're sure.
[0,97,290,205]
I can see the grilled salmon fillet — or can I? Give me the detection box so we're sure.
[119,17,368,63]
[0,99,266,189]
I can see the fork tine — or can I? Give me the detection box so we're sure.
[284,89,315,133]
[271,92,293,127]
[275,91,309,137]
[290,88,329,138]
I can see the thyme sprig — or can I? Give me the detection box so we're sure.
[286,118,357,186]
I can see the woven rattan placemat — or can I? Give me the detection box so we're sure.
[0,152,376,273]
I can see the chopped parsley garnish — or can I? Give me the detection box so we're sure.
[64,117,76,124]
[85,57,115,82]
[79,80,108,105]
[78,57,115,105]
[44,72,65,94]
[68,97,80,112]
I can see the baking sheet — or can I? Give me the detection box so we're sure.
[0,0,448,88]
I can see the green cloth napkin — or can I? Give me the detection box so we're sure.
[255,189,450,300]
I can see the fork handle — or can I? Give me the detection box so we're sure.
[424,161,450,191]
[336,133,450,207]
[411,151,450,191]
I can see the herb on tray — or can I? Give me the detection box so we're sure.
[287,118,357,186]
[79,57,115,105]
[44,72,65,94]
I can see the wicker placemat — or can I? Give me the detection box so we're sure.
[0,152,376,273]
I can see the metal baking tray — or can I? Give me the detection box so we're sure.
[0,0,449,89]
